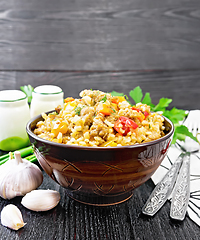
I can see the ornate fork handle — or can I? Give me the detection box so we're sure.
[142,153,184,216]
[170,153,190,220]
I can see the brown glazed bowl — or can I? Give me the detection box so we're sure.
[26,112,174,206]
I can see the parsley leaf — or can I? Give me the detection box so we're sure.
[172,125,197,144]
[110,91,124,97]
[163,108,187,124]
[129,86,155,108]
[152,98,172,112]
[142,92,152,105]
[129,86,143,104]
[142,92,155,109]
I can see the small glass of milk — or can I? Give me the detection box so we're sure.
[0,90,31,151]
[30,85,64,118]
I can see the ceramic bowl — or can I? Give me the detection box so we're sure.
[26,112,174,206]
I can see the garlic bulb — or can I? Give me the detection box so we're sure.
[1,204,26,230]
[0,151,43,199]
[21,189,60,211]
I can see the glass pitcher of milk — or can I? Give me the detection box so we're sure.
[30,85,64,118]
[0,90,31,151]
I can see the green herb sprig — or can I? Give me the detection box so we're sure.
[111,86,198,144]
[101,94,107,103]
[20,85,34,103]
[0,146,37,165]
[75,106,82,116]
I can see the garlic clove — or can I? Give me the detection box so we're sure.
[0,151,43,199]
[21,189,60,212]
[1,204,26,230]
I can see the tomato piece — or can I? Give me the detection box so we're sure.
[114,119,129,135]
[143,111,149,119]
[120,116,138,129]
[114,116,138,136]
[131,107,141,112]
[132,107,149,121]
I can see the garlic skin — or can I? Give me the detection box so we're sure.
[0,151,43,199]
[21,189,60,211]
[1,204,26,230]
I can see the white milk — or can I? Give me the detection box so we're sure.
[0,90,31,151]
[30,85,64,118]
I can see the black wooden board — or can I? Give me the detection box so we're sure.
[0,0,199,70]
[0,170,199,240]
[0,70,200,110]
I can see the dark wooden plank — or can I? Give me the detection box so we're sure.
[0,1,199,70]
[0,171,199,240]
[0,70,200,110]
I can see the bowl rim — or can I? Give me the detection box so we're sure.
[26,111,174,151]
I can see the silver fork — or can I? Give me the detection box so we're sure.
[170,110,200,220]
[142,110,200,218]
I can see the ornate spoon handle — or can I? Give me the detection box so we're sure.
[142,153,184,216]
[170,153,190,221]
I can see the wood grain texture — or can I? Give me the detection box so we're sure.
[0,0,199,70]
[0,70,200,110]
[0,171,199,240]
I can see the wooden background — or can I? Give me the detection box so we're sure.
[0,0,199,70]
[0,0,200,110]
[0,1,200,239]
